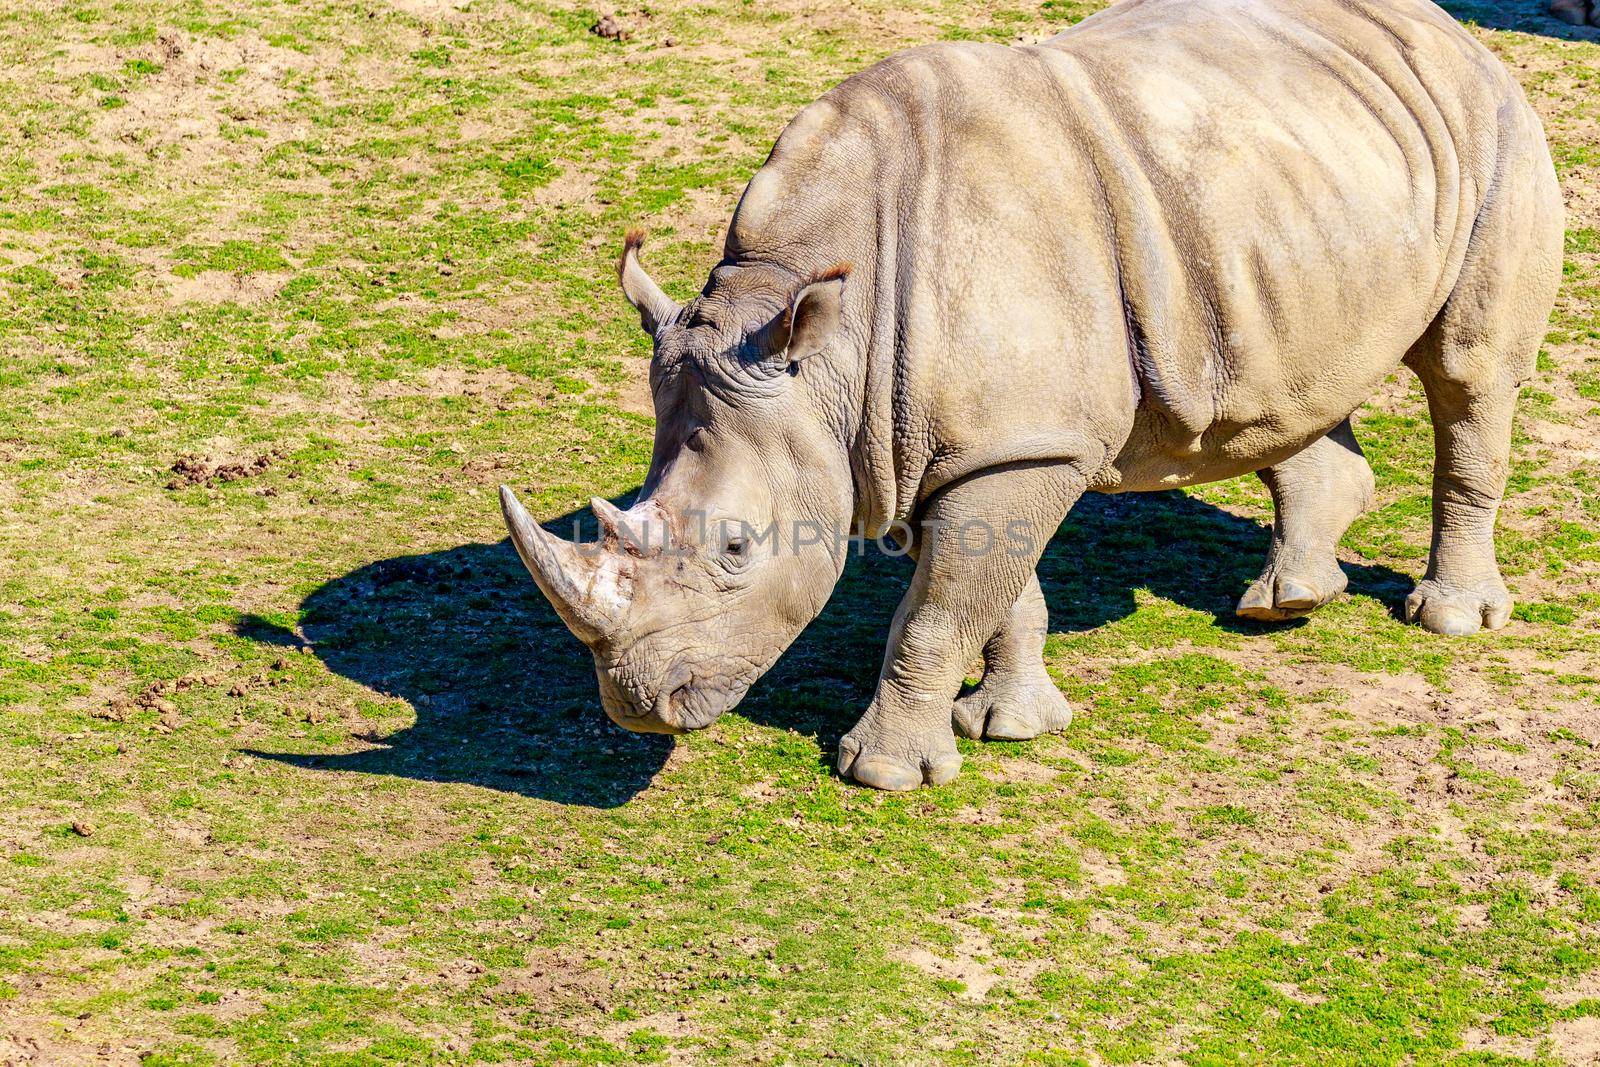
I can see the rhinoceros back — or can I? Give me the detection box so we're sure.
[1023,0,1529,477]
[722,0,1550,516]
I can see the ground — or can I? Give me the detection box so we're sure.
[0,0,1598,1063]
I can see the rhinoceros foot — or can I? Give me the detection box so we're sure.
[1404,578,1512,635]
[837,702,962,791]
[1236,555,1349,622]
[952,674,1073,741]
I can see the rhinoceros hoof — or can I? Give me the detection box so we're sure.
[1236,558,1348,622]
[837,713,962,791]
[953,675,1073,741]
[1404,579,1512,635]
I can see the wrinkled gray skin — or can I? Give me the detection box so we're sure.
[501,0,1562,790]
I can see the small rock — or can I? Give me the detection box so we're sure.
[97,700,132,722]
[167,448,284,490]
[134,681,176,709]
[591,13,631,40]
[71,821,95,838]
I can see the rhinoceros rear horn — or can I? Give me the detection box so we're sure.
[618,229,680,336]
[500,485,626,644]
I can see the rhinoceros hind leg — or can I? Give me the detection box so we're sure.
[1400,366,1525,635]
[1236,418,1374,622]
[1399,135,1561,636]
[1401,360,1527,635]
[953,572,1073,740]
[838,462,1086,790]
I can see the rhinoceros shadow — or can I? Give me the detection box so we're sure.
[1438,0,1599,37]
[238,490,1413,807]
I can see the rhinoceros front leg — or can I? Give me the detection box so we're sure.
[1236,418,1375,621]
[837,462,1085,790]
[952,572,1073,741]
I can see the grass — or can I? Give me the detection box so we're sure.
[1,0,1598,1063]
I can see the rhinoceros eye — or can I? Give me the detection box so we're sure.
[718,530,756,571]
[716,520,756,570]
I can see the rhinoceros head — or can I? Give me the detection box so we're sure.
[500,232,856,734]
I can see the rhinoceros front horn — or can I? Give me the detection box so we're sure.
[499,485,624,644]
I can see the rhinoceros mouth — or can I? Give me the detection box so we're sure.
[662,680,733,731]
[592,660,745,735]
[594,667,683,733]
[605,704,688,735]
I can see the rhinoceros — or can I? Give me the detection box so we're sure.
[500,0,1562,790]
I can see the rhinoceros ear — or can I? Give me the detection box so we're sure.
[618,229,680,336]
[766,265,848,365]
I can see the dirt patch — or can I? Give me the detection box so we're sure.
[600,1009,698,1044]
[383,0,472,17]
[1464,1014,1600,1061]
[613,356,654,417]
[1550,972,1600,1008]
[167,270,291,306]
[1553,1016,1600,1062]
[892,928,1002,1002]
[531,166,600,210]
[0,1023,144,1066]
[492,949,616,1013]
[1078,851,1128,887]
[990,757,1062,784]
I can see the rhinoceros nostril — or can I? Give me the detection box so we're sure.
[667,681,692,720]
